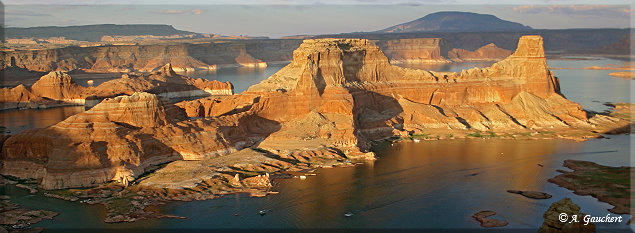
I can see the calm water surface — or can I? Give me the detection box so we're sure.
[1,58,632,231]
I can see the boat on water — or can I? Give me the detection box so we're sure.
[344,212,354,217]
[259,209,271,215]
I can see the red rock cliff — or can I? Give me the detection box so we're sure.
[187,36,587,152]
[0,64,233,110]
[1,36,594,189]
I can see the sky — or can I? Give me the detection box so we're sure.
[2,1,632,38]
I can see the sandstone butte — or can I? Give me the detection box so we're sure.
[0,63,233,110]
[0,35,629,190]
[377,38,512,64]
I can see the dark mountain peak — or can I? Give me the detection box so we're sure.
[378,11,532,33]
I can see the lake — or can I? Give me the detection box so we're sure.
[1,57,632,232]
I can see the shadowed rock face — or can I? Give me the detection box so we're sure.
[1,92,280,189]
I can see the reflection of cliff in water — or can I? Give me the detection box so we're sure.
[0,106,86,134]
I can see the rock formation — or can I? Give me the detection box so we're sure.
[2,39,301,74]
[1,92,278,189]
[448,43,512,61]
[472,210,508,228]
[217,36,588,150]
[375,38,511,64]
[0,64,233,110]
[376,38,451,64]
[1,35,625,190]
[548,160,631,215]
[539,198,596,233]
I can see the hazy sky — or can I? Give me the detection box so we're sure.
[2,1,632,38]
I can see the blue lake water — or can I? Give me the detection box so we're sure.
[1,57,632,231]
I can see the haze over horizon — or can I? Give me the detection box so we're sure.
[3,3,632,38]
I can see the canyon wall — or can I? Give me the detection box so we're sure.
[2,39,302,74]
[1,92,279,189]
[375,38,451,63]
[0,64,233,110]
[2,37,511,81]
[184,36,588,152]
[448,43,512,61]
[1,36,604,190]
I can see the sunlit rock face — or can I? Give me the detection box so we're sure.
[0,63,234,110]
[0,92,276,189]
[184,35,587,150]
[1,35,592,190]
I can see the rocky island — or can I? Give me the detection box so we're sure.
[0,35,631,224]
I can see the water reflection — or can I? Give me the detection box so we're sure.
[0,106,86,134]
[136,137,628,230]
[548,58,631,112]
[178,63,286,93]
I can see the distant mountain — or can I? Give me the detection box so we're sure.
[5,24,199,41]
[378,11,532,33]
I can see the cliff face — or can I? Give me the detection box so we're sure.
[376,38,451,63]
[448,43,512,61]
[1,92,278,189]
[0,64,233,110]
[188,36,587,151]
[2,40,302,74]
[375,38,510,64]
[1,36,608,190]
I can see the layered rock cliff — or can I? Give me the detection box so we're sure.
[376,38,451,63]
[375,38,511,64]
[1,92,278,189]
[186,36,589,152]
[448,43,512,61]
[0,64,233,110]
[2,39,302,74]
[2,36,624,190]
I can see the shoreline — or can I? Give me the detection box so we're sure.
[3,127,631,228]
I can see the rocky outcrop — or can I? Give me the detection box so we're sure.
[375,38,511,64]
[1,36,623,190]
[225,36,587,150]
[506,190,552,199]
[30,71,86,103]
[235,50,267,68]
[0,64,233,110]
[376,38,451,63]
[472,210,508,228]
[0,92,277,189]
[539,198,596,233]
[548,160,631,215]
[448,43,512,61]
